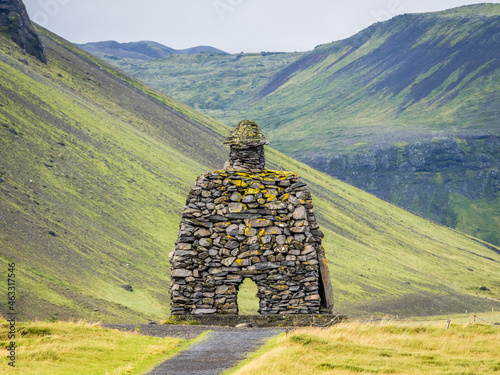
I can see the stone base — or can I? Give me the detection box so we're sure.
[171,314,347,327]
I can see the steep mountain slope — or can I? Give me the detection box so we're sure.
[77,40,227,61]
[250,4,500,147]
[0,23,499,322]
[100,4,500,246]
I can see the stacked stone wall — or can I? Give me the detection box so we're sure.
[170,169,328,315]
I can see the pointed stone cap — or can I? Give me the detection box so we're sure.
[223,120,270,147]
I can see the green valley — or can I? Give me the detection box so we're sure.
[0,14,499,323]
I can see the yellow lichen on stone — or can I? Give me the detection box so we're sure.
[273,285,289,291]
[235,259,245,266]
[245,188,261,195]
[265,191,277,201]
[232,180,248,188]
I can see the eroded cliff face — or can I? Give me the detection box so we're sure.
[0,0,46,63]
[307,135,500,236]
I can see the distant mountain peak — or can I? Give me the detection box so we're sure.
[0,0,46,63]
[77,40,228,61]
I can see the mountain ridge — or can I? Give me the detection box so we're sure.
[77,40,228,61]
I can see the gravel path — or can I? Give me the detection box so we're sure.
[103,324,285,375]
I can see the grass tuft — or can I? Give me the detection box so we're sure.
[161,316,201,325]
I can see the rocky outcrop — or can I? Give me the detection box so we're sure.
[170,121,334,315]
[307,135,500,229]
[0,0,47,63]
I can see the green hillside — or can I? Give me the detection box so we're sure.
[0,24,499,323]
[249,4,500,149]
[99,4,500,246]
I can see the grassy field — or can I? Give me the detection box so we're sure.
[0,319,187,374]
[0,314,498,374]
[228,314,500,375]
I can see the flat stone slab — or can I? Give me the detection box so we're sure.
[172,313,347,327]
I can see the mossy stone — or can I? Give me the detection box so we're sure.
[223,120,269,147]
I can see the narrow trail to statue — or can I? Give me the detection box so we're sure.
[148,328,284,375]
[105,324,284,375]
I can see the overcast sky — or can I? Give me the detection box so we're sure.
[23,0,500,53]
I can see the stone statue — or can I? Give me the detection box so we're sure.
[170,120,333,315]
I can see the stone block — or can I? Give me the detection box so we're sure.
[225,240,240,249]
[276,235,286,245]
[193,309,217,314]
[221,257,236,266]
[199,238,212,247]
[228,202,244,213]
[268,201,287,210]
[175,250,197,257]
[171,269,192,278]
[248,218,273,227]
[216,285,236,295]
[292,206,308,220]
[266,226,283,235]
[226,224,239,236]
[254,262,280,271]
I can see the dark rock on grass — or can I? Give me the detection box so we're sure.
[479,286,490,291]
[120,284,134,292]
[48,230,57,237]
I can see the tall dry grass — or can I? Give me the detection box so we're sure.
[0,319,183,375]
[230,318,500,374]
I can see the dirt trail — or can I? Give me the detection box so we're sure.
[104,324,284,375]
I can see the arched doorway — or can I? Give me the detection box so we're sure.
[237,278,260,315]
